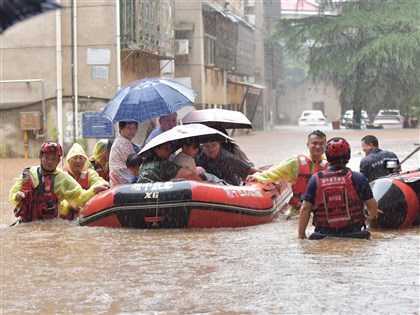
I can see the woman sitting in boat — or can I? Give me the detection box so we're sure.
[196,136,260,186]
[137,141,203,183]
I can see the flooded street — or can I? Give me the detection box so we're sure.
[1,126,419,314]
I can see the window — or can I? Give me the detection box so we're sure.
[204,33,216,65]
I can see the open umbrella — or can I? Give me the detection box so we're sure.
[100,77,197,123]
[0,0,62,34]
[139,123,233,156]
[181,108,252,129]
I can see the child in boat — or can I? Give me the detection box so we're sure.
[137,141,203,183]
[171,138,205,175]
[126,153,143,183]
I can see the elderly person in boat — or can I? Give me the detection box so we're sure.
[61,142,109,219]
[137,141,203,183]
[196,135,260,186]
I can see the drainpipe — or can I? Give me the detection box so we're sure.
[115,0,121,91]
[72,0,79,141]
[223,70,227,107]
[56,2,63,145]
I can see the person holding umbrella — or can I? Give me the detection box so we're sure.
[144,113,178,144]
[137,141,203,183]
[197,136,260,186]
[109,121,140,186]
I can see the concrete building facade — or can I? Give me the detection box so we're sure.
[0,0,338,158]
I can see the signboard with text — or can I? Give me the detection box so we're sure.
[82,111,114,138]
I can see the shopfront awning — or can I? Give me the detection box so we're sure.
[228,80,266,95]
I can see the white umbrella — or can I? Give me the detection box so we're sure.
[139,123,233,156]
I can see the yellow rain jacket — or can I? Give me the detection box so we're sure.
[9,166,97,210]
[253,152,327,184]
[88,139,110,172]
[61,143,108,216]
[65,143,108,188]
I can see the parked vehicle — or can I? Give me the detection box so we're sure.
[341,109,371,129]
[403,116,418,128]
[373,109,404,129]
[298,110,328,126]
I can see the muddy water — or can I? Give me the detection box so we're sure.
[1,126,419,314]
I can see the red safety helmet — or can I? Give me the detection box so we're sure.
[40,141,63,157]
[325,137,351,164]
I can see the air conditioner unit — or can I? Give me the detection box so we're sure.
[245,14,255,25]
[175,39,189,55]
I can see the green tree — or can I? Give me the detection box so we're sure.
[275,0,420,127]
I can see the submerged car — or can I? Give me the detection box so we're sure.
[373,109,404,129]
[341,109,371,129]
[298,110,328,126]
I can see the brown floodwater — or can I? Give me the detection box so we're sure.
[1,126,419,314]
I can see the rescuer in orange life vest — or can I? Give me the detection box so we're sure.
[9,141,109,223]
[298,137,383,240]
[248,130,329,217]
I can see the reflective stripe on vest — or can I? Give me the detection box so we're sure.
[312,168,365,229]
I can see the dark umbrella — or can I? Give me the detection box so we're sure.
[0,0,62,34]
[181,108,252,129]
[100,77,197,123]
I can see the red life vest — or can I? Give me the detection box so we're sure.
[14,167,59,222]
[289,155,329,206]
[63,168,89,189]
[312,168,365,229]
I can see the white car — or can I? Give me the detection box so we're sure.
[373,109,404,129]
[298,110,328,126]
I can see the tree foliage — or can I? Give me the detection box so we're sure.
[274,0,420,121]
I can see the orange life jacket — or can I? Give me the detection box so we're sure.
[289,155,328,206]
[63,168,89,189]
[312,168,365,229]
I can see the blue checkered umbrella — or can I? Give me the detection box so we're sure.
[100,77,197,123]
[0,0,62,34]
